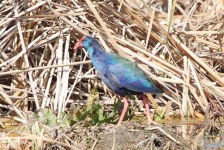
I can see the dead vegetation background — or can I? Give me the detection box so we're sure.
[0,0,223,149]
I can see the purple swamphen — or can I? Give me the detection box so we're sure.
[74,36,163,125]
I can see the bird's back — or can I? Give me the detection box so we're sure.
[83,36,163,96]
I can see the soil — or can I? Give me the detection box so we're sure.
[76,121,192,150]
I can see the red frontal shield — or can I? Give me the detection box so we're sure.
[74,36,86,49]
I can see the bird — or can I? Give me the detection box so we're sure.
[74,36,163,125]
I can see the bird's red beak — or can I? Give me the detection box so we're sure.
[74,36,86,49]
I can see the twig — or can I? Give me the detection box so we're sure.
[146,126,182,145]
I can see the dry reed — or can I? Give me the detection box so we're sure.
[0,0,223,149]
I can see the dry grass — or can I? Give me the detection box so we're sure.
[0,0,223,149]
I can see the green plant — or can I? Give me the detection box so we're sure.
[68,88,135,126]
[36,108,68,128]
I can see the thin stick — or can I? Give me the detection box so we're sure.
[171,36,224,86]
[0,61,91,76]
[146,126,182,145]
[85,0,125,57]
[13,0,39,109]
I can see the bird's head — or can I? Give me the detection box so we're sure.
[74,36,86,49]
[74,36,96,50]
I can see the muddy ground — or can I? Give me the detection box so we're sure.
[70,120,207,150]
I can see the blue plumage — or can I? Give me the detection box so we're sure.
[78,36,163,96]
[74,36,163,125]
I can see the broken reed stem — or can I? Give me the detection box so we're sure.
[84,0,125,57]
[171,36,224,86]
[0,61,91,76]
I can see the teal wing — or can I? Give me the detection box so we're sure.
[106,54,162,93]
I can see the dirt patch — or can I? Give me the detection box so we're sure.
[75,121,191,150]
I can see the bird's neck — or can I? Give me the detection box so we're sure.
[86,45,106,60]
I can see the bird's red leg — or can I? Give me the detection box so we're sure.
[142,94,158,125]
[117,96,129,126]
